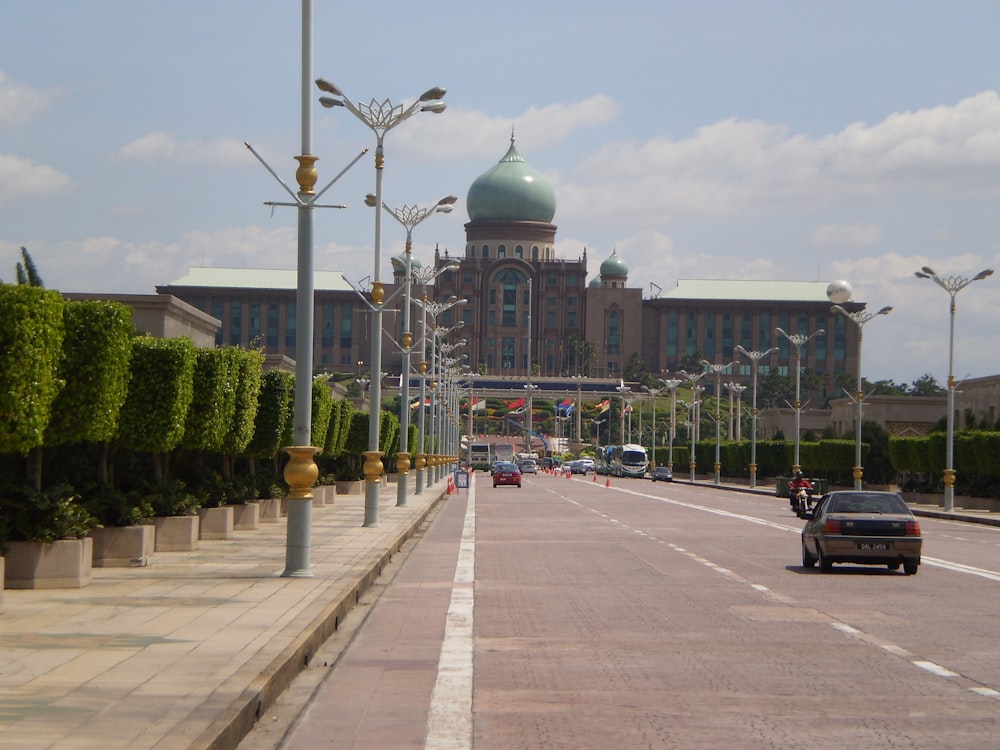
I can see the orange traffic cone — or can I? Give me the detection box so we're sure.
[592,473,597,482]
[605,477,611,488]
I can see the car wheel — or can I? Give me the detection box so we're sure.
[818,548,833,573]
[903,558,919,575]
[801,540,816,569]
[887,562,901,571]
[517,483,521,488]
[493,483,498,488]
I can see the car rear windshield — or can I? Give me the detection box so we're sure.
[829,494,909,514]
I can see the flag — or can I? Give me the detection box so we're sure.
[506,397,526,411]
[410,398,432,409]
[624,404,632,414]
[557,398,573,416]
[472,397,485,412]
[598,399,611,414]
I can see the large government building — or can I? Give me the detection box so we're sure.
[157,136,862,406]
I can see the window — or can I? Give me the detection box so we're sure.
[321,302,333,347]
[211,298,224,346]
[285,302,296,348]
[546,311,556,327]
[514,245,522,258]
[567,311,577,328]
[230,299,243,344]
[249,302,261,343]
[666,310,678,358]
[704,311,716,358]
[722,312,733,353]
[339,302,352,348]
[267,303,280,347]
[482,244,490,258]
[501,337,515,369]
[469,245,476,258]
[608,310,620,355]
[498,246,506,258]
[463,309,472,327]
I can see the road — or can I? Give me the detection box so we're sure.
[241,472,1000,749]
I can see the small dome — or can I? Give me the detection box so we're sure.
[466,137,556,223]
[599,248,628,279]
[588,276,602,288]
[390,254,423,272]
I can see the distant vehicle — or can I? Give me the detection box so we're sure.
[518,459,538,474]
[606,444,648,478]
[492,462,522,488]
[540,457,561,470]
[650,465,673,482]
[800,491,922,575]
[468,442,491,472]
[564,460,588,475]
[491,443,515,465]
[578,457,596,471]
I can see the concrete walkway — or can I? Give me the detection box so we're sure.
[0,476,447,750]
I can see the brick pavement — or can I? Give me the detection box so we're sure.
[0,476,446,750]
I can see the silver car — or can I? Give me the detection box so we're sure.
[801,491,922,575]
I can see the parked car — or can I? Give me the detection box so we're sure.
[540,457,561,470]
[578,457,596,472]
[800,491,922,574]
[564,460,588,475]
[492,462,522,488]
[518,459,538,474]
[650,465,673,482]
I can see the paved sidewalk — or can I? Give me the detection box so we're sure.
[0,476,447,750]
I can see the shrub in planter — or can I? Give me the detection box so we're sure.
[0,482,98,545]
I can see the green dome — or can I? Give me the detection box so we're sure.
[466,139,556,223]
[390,254,423,272]
[588,276,602,288]
[600,249,628,278]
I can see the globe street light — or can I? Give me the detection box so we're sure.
[316,77,447,527]
[735,345,776,488]
[411,262,460,494]
[701,359,738,486]
[831,301,892,490]
[914,265,994,511]
[724,382,746,440]
[369,194,456,507]
[774,327,824,475]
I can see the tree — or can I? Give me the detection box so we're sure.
[14,247,45,287]
[908,373,945,396]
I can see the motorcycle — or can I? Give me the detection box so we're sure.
[790,485,814,515]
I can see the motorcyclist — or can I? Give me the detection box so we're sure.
[788,471,815,513]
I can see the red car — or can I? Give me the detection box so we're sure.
[492,462,522,488]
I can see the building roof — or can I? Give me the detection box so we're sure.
[599,248,628,278]
[662,279,836,302]
[163,267,354,292]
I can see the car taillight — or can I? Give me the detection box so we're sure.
[905,520,921,536]
[823,519,842,534]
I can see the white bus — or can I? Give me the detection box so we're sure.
[608,443,648,478]
[468,442,492,471]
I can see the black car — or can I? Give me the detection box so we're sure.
[801,491,922,574]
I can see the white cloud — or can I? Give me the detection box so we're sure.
[0,70,58,125]
[0,153,72,203]
[116,132,249,165]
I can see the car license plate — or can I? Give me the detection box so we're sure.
[857,542,890,551]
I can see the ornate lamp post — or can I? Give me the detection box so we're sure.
[724,382,746,441]
[678,369,708,481]
[316,77,447,527]
[831,300,892,490]
[643,384,665,467]
[775,327,824,475]
[369,195,456,506]
[411,263,460,494]
[914,265,994,511]
[658,378,683,470]
[735,345,776,488]
[616,383,633,444]
[701,360,738,486]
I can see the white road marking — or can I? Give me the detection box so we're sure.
[425,477,476,750]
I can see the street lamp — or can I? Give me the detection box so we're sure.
[701,359,738,486]
[616,383,633,444]
[735,345,776,488]
[831,301,892,490]
[914,265,994,511]
[369,194,456,507]
[678,369,708,481]
[411,263,460,494]
[658,378,683,470]
[775,327,824,475]
[724,382,746,441]
[643,384,665,467]
[316,77,447,527]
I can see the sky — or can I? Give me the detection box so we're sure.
[2,0,999,386]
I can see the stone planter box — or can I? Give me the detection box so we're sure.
[3,538,93,589]
[232,502,260,530]
[1,557,5,609]
[90,525,154,567]
[198,506,234,540]
[335,479,363,495]
[258,497,281,523]
[312,485,335,507]
[152,515,199,551]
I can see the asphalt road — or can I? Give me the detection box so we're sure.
[242,473,1000,749]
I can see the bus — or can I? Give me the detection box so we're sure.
[468,442,491,471]
[607,443,648,478]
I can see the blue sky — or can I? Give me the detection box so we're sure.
[2,0,999,385]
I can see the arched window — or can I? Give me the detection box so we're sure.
[482,244,490,259]
[493,268,527,327]
[469,245,477,258]
[514,245,522,258]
